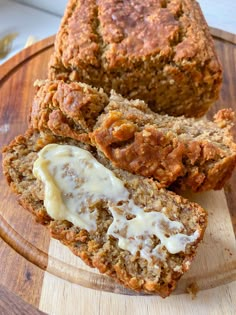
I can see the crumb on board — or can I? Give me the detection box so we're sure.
[186,282,199,299]
[224,248,233,256]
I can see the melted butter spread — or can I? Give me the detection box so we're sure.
[33,144,199,263]
[108,202,199,259]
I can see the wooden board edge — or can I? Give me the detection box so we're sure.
[0,215,48,271]
[0,35,55,82]
[210,27,236,45]
[0,284,46,315]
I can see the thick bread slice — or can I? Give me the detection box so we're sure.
[91,92,236,192]
[2,129,207,297]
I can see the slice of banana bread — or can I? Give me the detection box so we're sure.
[91,92,236,192]
[48,0,222,117]
[2,129,207,297]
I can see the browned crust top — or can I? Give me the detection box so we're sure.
[53,0,221,71]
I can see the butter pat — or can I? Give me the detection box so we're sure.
[33,144,128,231]
[33,144,199,264]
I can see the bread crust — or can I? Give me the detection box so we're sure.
[31,80,109,144]
[2,129,207,297]
[48,0,222,117]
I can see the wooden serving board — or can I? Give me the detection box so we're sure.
[0,29,236,315]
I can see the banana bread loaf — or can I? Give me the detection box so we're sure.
[48,0,222,117]
[92,92,236,192]
[2,128,207,297]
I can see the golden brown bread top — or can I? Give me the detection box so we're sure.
[54,0,221,72]
[58,0,100,68]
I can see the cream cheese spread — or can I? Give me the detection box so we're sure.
[33,144,199,263]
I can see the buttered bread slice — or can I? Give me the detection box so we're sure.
[2,129,207,297]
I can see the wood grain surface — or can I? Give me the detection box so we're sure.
[0,284,46,315]
[0,37,53,312]
[0,29,236,314]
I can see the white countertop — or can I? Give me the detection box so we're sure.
[0,0,62,64]
[0,0,236,65]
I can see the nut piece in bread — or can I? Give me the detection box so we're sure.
[48,0,222,117]
[2,129,207,297]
